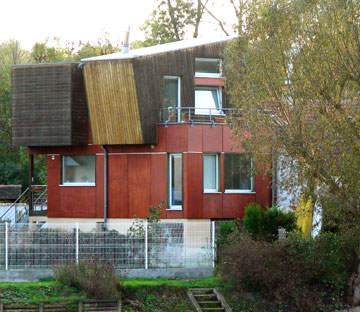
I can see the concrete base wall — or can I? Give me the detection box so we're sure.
[0,268,214,282]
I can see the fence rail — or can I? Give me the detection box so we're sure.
[0,221,215,270]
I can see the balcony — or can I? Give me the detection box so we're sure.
[158,107,241,127]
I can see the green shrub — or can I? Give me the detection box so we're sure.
[53,261,122,299]
[243,203,297,241]
[218,232,358,312]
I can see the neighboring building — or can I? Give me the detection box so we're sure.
[11,38,272,227]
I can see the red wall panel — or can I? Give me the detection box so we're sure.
[108,155,128,218]
[167,124,188,152]
[223,126,245,153]
[43,124,272,220]
[59,186,96,218]
[47,155,60,217]
[186,153,203,218]
[188,126,202,151]
[223,194,256,218]
[127,154,151,218]
[203,194,222,218]
[203,125,222,152]
[150,154,167,218]
[95,155,104,218]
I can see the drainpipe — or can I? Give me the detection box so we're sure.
[101,145,108,231]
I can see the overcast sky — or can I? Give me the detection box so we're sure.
[1,0,236,50]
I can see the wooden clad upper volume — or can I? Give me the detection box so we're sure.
[82,40,229,145]
[11,63,88,146]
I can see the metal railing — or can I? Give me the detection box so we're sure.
[158,107,241,127]
[0,185,47,226]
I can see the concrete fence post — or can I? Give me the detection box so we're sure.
[38,302,44,312]
[5,222,8,271]
[117,298,122,312]
[211,221,215,268]
[78,301,83,312]
[76,223,79,263]
[144,221,148,270]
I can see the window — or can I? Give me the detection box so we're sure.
[169,154,182,210]
[195,58,221,78]
[62,155,95,185]
[195,86,222,115]
[224,153,254,192]
[203,154,220,193]
[163,76,181,121]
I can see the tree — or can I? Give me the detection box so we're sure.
[139,0,203,47]
[223,0,360,231]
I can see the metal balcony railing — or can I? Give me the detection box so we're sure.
[158,107,241,127]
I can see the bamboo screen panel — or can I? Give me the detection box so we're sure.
[84,60,144,144]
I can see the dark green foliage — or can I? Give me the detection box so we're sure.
[53,261,122,300]
[243,203,297,241]
[218,232,358,312]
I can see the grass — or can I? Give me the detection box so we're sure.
[0,277,219,306]
[0,281,85,305]
[0,277,263,311]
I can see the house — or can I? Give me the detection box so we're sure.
[11,37,272,229]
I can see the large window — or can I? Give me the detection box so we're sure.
[195,86,222,115]
[195,58,222,78]
[203,154,220,193]
[62,155,96,185]
[169,154,183,210]
[224,153,253,192]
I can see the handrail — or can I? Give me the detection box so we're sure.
[0,185,47,224]
[0,187,29,221]
[158,107,241,125]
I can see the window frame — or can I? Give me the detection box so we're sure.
[203,153,221,193]
[195,58,222,78]
[194,86,223,115]
[163,76,181,122]
[224,153,255,194]
[61,155,96,186]
[168,153,183,210]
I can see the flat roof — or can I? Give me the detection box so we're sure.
[81,37,233,62]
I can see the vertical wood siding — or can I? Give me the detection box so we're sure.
[83,60,144,144]
[11,63,88,146]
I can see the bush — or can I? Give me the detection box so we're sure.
[218,232,358,312]
[53,261,122,299]
[243,202,297,241]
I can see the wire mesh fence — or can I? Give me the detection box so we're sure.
[0,221,215,270]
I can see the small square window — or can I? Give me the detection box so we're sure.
[62,155,95,185]
[195,58,221,78]
[195,86,222,115]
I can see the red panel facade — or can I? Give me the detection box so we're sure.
[33,124,272,220]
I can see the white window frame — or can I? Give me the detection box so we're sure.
[168,153,183,210]
[61,155,96,186]
[203,153,220,193]
[195,58,222,78]
[224,154,255,194]
[164,76,181,122]
[195,86,223,115]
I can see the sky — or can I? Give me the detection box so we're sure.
[1,0,236,51]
